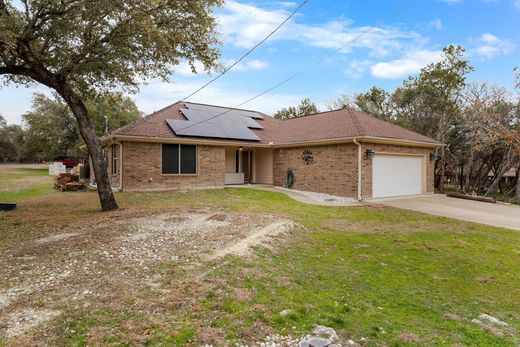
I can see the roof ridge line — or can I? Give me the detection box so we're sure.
[280,107,348,121]
[109,102,180,136]
[183,101,268,115]
[346,109,365,136]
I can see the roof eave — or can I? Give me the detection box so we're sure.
[104,134,273,147]
[102,134,443,148]
[273,135,443,148]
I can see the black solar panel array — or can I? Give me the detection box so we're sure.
[166,103,263,141]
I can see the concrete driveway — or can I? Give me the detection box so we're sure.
[377,194,520,231]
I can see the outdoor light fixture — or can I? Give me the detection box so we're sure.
[239,146,244,152]
[430,152,439,161]
[366,148,374,158]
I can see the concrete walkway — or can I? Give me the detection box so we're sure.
[226,185,362,207]
[377,194,520,231]
[227,185,520,231]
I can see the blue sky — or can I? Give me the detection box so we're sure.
[1,0,519,125]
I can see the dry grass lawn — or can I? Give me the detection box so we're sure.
[1,165,520,346]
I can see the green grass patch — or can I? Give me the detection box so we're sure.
[0,168,55,201]
[1,168,520,345]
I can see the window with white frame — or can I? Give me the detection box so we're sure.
[162,144,197,174]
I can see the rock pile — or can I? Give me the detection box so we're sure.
[298,325,356,347]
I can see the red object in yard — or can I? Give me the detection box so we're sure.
[53,156,83,168]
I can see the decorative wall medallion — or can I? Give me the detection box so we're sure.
[301,149,314,165]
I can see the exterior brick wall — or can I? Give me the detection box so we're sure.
[360,142,435,199]
[121,141,225,191]
[99,139,435,196]
[273,142,435,199]
[273,144,358,198]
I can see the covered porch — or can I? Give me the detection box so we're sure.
[224,146,273,185]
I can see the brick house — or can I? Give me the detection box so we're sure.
[98,101,442,200]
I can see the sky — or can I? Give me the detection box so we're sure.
[1,0,519,125]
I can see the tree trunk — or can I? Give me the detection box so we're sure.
[439,147,445,193]
[515,167,520,204]
[485,150,513,197]
[57,85,118,211]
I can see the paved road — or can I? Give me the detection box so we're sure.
[377,194,520,231]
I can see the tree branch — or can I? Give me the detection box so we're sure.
[0,64,32,76]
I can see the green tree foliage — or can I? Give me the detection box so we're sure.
[0,0,222,210]
[22,93,78,161]
[21,93,141,161]
[87,94,142,136]
[273,98,318,120]
[331,46,473,192]
[355,87,396,124]
[329,47,520,201]
[0,114,23,161]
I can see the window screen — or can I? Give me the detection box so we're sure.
[180,145,197,174]
[162,144,179,174]
[162,144,197,174]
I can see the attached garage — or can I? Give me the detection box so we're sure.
[372,154,424,198]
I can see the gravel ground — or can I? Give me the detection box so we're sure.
[0,209,292,344]
[274,187,358,205]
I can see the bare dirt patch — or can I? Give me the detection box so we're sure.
[0,209,293,344]
[0,175,50,192]
[209,219,294,259]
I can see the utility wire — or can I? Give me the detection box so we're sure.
[181,0,310,102]
[175,0,416,133]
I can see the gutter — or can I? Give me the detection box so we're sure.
[103,134,443,149]
[353,138,362,201]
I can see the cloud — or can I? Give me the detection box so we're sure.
[246,59,269,70]
[429,18,443,30]
[342,60,372,79]
[471,33,515,59]
[173,58,269,77]
[370,50,442,79]
[222,58,270,71]
[217,1,424,58]
[135,79,303,116]
[515,0,520,10]
[173,61,207,76]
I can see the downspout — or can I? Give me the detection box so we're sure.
[353,138,362,201]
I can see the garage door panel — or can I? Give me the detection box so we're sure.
[373,155,423,198]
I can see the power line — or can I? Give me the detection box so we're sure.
[181,0,310,102]
[175,0,417,133]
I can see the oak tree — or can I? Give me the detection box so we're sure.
[273,98,318,120]
[0,0,222,210]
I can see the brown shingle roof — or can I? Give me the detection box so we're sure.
[108,101,441,145]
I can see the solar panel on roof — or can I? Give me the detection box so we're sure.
[165,103,264,141]
[166,119,261,141]
[181,108,263,129]
[185,103,264,119]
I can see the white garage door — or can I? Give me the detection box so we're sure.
[372,154,423,198]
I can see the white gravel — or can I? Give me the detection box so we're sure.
[275,187,358,205]
[4,309,60,338]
